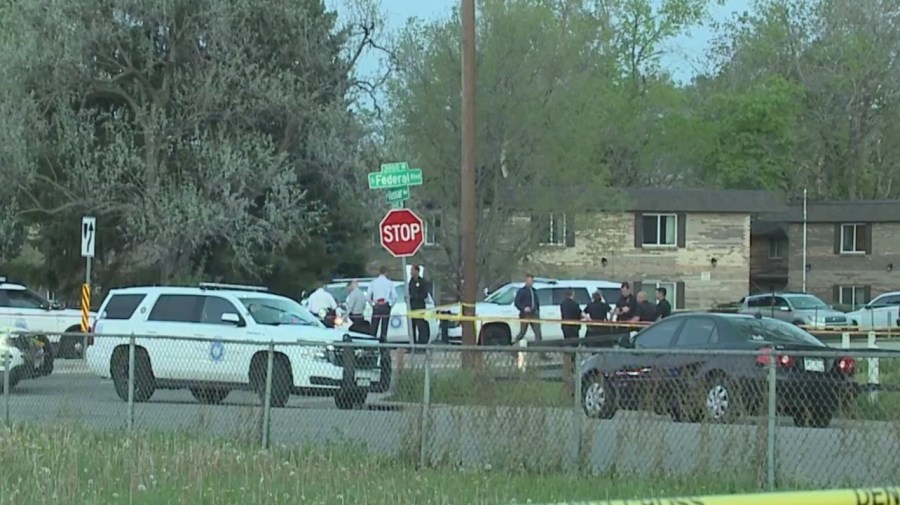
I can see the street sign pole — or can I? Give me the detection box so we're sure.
[81,217,96,333]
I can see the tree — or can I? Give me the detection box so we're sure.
[0,0,380,296]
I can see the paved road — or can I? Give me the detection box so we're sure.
[5,359,900,488]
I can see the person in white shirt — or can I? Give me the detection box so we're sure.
[307,283,338,317]
[367,266,397,342]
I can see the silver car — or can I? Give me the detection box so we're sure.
[739,293,848,329]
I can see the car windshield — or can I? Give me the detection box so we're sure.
[730,318,826,347]
[484,285,518,305]
[787,295,830,310]
[239,297,323,327]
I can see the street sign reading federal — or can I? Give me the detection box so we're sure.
[367,168,423,190]
[385,187,410,203]
[379,208,424,258]
[81,216,96,258]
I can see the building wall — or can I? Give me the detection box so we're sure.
[526,212,751,309]
[785,223,900,302]
[749,234,788,293]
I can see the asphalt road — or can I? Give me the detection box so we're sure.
[5,359,900,487]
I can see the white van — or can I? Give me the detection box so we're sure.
[86,283,382,409]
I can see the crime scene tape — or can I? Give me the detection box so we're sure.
[534,486,900,505]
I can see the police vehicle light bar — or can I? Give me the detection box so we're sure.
[199,282,269,292]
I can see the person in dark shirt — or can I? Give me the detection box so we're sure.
[656,287,672,320]
[614,282,637,321]
[632,291,657,322]
[513,274,542,344]
[584,290,610,337]
[408,265,432,345]
[559,288,583,339]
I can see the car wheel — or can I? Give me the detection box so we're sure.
[37,337,54,376]
[793,408,832,428]
[702,374,743,423]
[60,327,85,359]
[252,355,292,408]
[481,325,511,346]
[2,368,20,390]
[582,373,616,419]
[334,387,367,410]
[190,387,230,405]
[111,348,156,403]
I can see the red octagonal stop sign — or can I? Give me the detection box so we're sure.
[379,208,424,258]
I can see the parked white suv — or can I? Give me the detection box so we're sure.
[86,283,382,409]
[302,278,439,343]
[445,279,622,345]
[0,277,94,358]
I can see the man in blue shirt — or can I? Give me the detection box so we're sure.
[513,274,542,344]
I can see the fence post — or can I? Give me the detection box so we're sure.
[261,343,275,449]
[3,350,10,427]
[867,331,880,404]
[127,335,136,430]
[765,349,777,491]
[573,345,583,471]
[841,332,850,350]
[418,347,432,470]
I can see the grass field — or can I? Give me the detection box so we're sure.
[0,424,764,505]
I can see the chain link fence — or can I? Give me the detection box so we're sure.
[1,331,900,490]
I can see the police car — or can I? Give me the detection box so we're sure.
[0,276,95,358]
[86,283,382,409]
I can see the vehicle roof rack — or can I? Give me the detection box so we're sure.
[199,282,269,292]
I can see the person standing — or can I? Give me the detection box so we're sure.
[656,287,672,320]
[345,279,368,332]
[631,291,658,322]
[559,287,582,397]
[407,265,432,346]
[513,274,542,344]
[614,282,637,321]
[368,266,396,342]
[307,281,338,318]
[584,290,610,337]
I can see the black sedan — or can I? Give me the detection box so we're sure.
[580,313,858,428]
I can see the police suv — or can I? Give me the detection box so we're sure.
[86,283,382,409]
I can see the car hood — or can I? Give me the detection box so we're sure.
[254,324,378,345]
[798,309,847,320]
[58,309,98,317]
[445,302,519,316]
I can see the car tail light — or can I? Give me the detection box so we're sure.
[836,356,856,374]
[756,347,794,367]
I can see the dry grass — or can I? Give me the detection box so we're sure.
[0,424,761,505]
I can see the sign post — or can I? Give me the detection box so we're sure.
[80,217,96,333]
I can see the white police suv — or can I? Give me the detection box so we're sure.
[86,283,382,409]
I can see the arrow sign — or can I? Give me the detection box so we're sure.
[81,216,96,258]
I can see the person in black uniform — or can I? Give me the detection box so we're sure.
[513,274,542,344]
[584,290,610,337]
[408,265,432,346]
[656,287,672,320]
[632,291,658,322]
[559,288,582,397]
[614,282,637,321]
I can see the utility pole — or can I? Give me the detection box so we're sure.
[460,0,478,352]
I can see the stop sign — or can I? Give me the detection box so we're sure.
[379,208,424,258]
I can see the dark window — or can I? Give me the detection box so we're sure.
[148,295,202,323]
[772,297,789,309]
[641,214,677,246]
[101,294,146,320]
[840,224,868,253]
[551,288,591,305]
[200,296,240,324]
[599,288,620,306]
[536,288,553,307]
[0,289,46,309]
[633,318,682,348]
[675,318,717,347]
[747,296,770,309]
[729,318,825,347]
[768,239,785,258]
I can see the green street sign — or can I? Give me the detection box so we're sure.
[367,168,423,190]
[389,201,404,209]
[380,162,409,173]
[385,187,410,202]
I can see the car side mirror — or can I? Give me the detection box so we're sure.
[865,305,873,310]
[483,287,489,297]
[221,313,245,327]
[300,290,308,299]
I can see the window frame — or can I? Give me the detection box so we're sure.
[0,289,48,310]
[537,212,567,246]
[768,238,785,259]
[101,294,147,320]
[147,294,203,323]
[199,295,243,325]
[840,223,867,254]
[839,286,868,310]
[641,213,678,247]
[424,215,441,246]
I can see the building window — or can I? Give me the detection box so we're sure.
[642,214,677,246]
[768,239,785,259]
[838,286,869,310]
[840,224,868,253]
[424,215,441,246]
[537,213,567,246]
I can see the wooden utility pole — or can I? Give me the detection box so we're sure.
[460,0,478,353]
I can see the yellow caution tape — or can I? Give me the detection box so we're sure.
[537,486,900,505]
